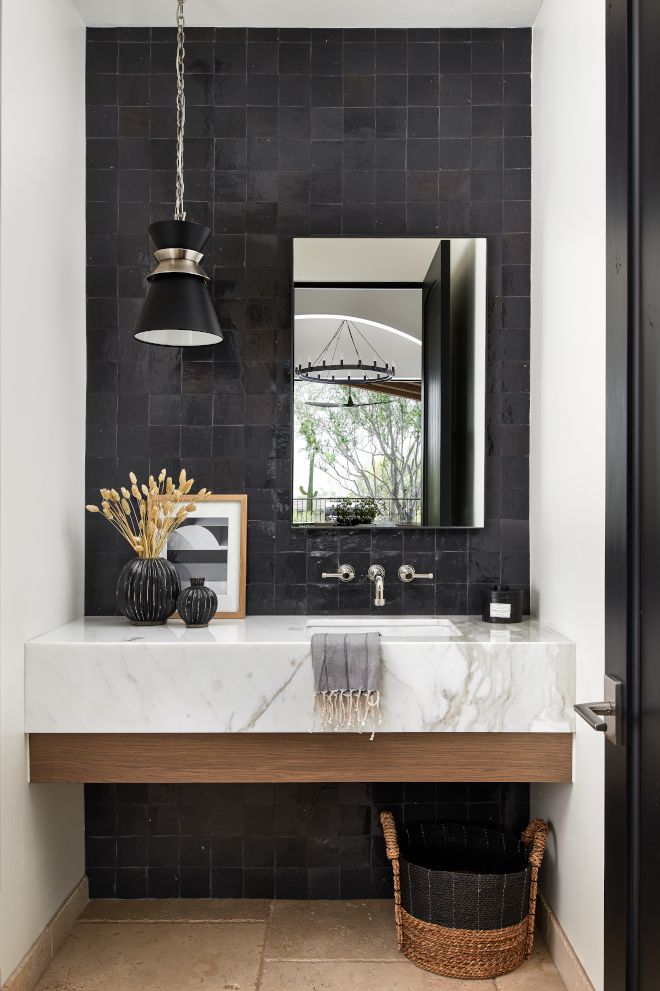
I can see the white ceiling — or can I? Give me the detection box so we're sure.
[294,238,442,284]
[294,287,423,379]
[73,0,543,28]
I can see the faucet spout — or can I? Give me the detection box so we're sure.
[368,565,386,607]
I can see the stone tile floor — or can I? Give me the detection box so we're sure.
[35,900,567,990]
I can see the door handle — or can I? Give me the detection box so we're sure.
[574,675,623,745]
[574,701,613,732]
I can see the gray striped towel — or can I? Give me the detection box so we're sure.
[311,632,382,736]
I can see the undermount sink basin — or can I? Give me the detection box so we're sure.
[305,616,460,640]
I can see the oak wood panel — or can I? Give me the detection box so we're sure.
[28,733,573,783]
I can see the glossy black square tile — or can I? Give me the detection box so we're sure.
[115,868,147,898]
[409,43,439,74]
[375,75,407,108]
[472,42,503,74]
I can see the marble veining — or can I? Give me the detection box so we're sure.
[25,616,575,734]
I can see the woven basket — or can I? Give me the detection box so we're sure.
[380,811,548,980]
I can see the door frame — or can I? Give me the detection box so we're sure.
[604,0,660,987]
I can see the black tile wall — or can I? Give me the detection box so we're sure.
[85,26,531,617]
[85,781,530,899]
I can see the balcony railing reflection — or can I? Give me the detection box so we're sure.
[292,497,422,526]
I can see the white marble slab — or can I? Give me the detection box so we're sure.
[25,616,575,734]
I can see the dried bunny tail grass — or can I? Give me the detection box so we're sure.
[87,469,212,559]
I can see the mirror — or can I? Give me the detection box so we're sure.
[292,238,486,528]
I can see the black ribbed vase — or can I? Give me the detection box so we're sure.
[116,557,180,625]
[176,577,218,628]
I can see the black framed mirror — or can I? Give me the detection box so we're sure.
[292,237,487,528]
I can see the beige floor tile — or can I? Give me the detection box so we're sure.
[494,936,566,990]
[260,960,495,990]
[265,900,400,961]
[80,898,270,923]
[34,922,265,991]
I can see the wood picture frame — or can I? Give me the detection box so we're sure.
[164,494,247,620]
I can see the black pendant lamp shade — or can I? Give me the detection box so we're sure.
[134,219,223,348]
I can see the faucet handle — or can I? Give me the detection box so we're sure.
[321,563,355,582]
[398,564,434,583]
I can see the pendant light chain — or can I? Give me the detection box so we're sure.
[174,0,187,221]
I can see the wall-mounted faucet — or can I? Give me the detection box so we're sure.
[368,565,386,607]
[322,563,434,604]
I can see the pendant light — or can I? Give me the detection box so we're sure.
[134,0,223,347]
[294,318,395,385]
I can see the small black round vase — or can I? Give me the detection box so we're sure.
[116,557,180,625]
[177,577,218,628]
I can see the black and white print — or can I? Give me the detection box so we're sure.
[163,496,245,616]
[167,517,229,599]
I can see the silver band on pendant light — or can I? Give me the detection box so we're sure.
[134,0,223,348]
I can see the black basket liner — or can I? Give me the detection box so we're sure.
[399,822,532,931]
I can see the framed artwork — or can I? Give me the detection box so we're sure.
[164,494,247,619]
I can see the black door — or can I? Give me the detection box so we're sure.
[605,1,660,988]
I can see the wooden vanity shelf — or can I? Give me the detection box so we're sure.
[28,732,572,784]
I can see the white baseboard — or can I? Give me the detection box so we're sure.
[538,894,596,991]
[1,876,89,991]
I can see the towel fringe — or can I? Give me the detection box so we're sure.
[313,689,381,739]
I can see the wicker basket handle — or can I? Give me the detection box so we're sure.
[379,811,403,950]
[521,817,549,871]
[380,810,401,861]
[520,818,549,957]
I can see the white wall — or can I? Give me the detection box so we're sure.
[0,0,86,981]
[530,1,606,988]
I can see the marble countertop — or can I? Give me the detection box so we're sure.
[27,615,572,646]
[25,615,576,735]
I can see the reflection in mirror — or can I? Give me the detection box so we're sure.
[292,238,486,528]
